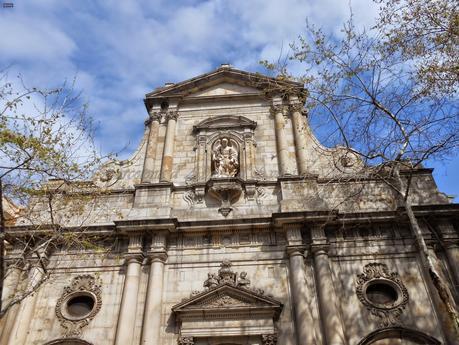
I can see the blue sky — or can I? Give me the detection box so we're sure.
[1,0,457,198]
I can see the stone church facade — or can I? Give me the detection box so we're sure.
[1,65,459,345]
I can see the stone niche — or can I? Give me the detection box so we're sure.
[189,115,258,215]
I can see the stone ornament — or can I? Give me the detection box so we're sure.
[198,260,265,296]
[178,336,194,345]
[262,333,278,345]
[55,275,102,337]
[212,137,239,177]
[356,263,409,327]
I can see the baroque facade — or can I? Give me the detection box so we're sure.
[1,65,459,345]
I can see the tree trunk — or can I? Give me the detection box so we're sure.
[394,169,459,333]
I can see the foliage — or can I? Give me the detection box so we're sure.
[0,70,107,315]
[374,0,459,96]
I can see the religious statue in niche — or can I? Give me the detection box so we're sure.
[212,137,239,177]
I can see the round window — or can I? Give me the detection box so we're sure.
[364,280,400,308]
[64,293,95,319]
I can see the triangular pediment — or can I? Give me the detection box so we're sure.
[187,82,261,98]
[172,284,282,313]
[145,66,303,103]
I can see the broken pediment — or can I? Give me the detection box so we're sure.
[172,261,282,341]
[173,284,282,317]
[172,260,283,320]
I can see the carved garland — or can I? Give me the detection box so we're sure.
[55,275,102,337]
[356,263,409,327]
[262,333,278,345]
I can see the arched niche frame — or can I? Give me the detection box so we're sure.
[193,115,257,182]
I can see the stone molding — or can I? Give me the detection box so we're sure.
[55,275,102,337]
[356,263,409,327]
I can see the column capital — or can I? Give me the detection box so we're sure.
[148,251,168,263]
[286,245,306,257]
[124,253,144,264]
[270,104,285,115]
[444,240,459,249]
[165,110,179,121]
[311,243,330,255]
[145,110,162,126]
[289,102,304,113]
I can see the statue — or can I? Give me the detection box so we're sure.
[212,138,239,177]
[237,271,251,288]
[203,273,219,289]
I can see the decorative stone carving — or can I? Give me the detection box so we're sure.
[166,110,179,121]
[55,275,102,337]
[356,263,409,327]
[145,110,162,125]
[178,336,194,345]
[237,271,250,288]
[193,260,269,297]
[207,178,243,216]
[212,137,239,177]
[183,190,196,207]
[262,333,278,345]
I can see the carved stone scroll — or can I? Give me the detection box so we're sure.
[55,275,102,337]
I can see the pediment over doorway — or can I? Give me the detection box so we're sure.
[172,261,282,344]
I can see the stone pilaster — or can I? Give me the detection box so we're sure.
[271,100,292,176]
[160,110,179,182]
[311,226,346,345]
[289,96,308,175]
[142,110,162,183]
[7,253,48,345]
[115,235,144,345]
[141,233,168,345]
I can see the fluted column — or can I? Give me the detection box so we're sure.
[8,255,48,345]
[289,97,308,175]
[0,264,22,343]
[160,110,179,182]
[141,232,167,345]
[285,224,316,345]
[312,244,346,345]
[271,101,292,176]
[115,235,144,345]
[142,110,162,183]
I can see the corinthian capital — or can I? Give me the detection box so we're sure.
[289,102,304,113]
[145,111,162,126]
[166,110,179,121]
[270,104,284,115]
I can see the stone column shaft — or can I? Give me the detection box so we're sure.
[0,265,22,343]
[7,262,45,345]
[115,235,144,345]
[313,247,346,345]
[141,253,167,345]
[445,244,459,291]
[290,103,308,175]
[288,248,316,345]
[142,111,161,183]
[160,111,178,182]
[272,104,291,176]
